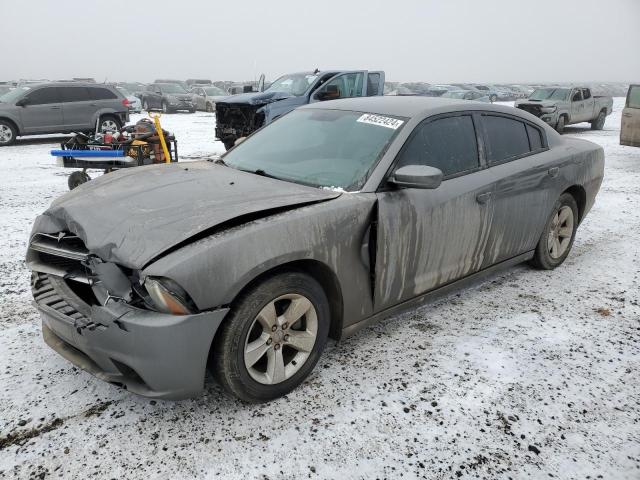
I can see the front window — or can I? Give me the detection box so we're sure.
[529,88,570,101]
[0,86,30,103]
[223,109,405,190]
[264,73,318,97]
[160,84,188,94]
[204,86,226,96]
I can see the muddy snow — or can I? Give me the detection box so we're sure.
[0,101,638,479]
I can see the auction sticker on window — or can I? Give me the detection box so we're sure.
[357,113,404,130]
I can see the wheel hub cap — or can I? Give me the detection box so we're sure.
[243,293,318,385]
[547,205,574,259]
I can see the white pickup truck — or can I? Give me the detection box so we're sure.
[515,86,613,133]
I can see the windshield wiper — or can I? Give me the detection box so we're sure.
[237,167,282,181]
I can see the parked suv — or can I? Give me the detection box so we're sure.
[0,82,129,146]
[139,83,196,113]
[621,84,640,147]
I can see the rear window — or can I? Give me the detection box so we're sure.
[628,86,640,109]
[526,124,543,151]
[483,115,530,163]
[88,87,117,100]
[58,86,89,102]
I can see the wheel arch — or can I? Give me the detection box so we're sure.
[222,259,344,341]
[0,116,21,136]
[563,185,587,223]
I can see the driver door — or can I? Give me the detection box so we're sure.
[570,88,585,123]
[310,71,383,103]
[19,86,64,134]
[374,113,496,310]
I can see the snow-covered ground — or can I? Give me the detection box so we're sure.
[0,101,639,479]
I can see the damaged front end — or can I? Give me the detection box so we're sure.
[27,232,229,399]
[215,103,266,148]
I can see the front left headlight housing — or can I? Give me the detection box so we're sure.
[143,277,194,315]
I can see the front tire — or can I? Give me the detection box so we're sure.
[206,102,214,113]
[531,193,578,270]
[162,101,172,114]
[591,110,606,130]
[212,271,330,403]
[0,120,17,146]
[68,171,91,190]
[142,100,150,111]
[555,115,566,134]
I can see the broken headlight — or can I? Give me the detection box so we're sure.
[143,277,194,315]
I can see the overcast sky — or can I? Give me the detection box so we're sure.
[2,0,638,84]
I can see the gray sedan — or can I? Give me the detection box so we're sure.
[27,97,604,402]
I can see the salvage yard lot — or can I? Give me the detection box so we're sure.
[0,99,638,479]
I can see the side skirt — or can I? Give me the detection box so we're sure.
[341,250,534,338]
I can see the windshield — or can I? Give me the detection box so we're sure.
[205,86,226,96]
[264,73,318,96]
[161,84,187,94]
[0,86,30,103]
[529,88,569,101]
[223,109,405,190]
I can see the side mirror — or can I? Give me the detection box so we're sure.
[316,84,339,101]
[15,98,29,107]
[389,165,443,189]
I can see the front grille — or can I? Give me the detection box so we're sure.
[32,271,88,322]
[215,103,264,138]
[28,232,90,282]
[517,104,543,117]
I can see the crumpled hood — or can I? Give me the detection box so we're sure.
[515,99,557,108]
[217,90,292,106]
[32,162,340,269]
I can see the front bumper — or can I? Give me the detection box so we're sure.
[37,292,229,400]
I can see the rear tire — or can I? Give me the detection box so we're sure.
[211,271,330,403]
[68,171,91,190]
[531,193,578,270]
[0,120,17,146]
[555,115,566,134]
[591,110,606,130]
[206,103,214,113]
[142,100,150,111]
[99,115,120,132]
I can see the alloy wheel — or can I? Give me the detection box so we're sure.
[547,205,574,259]
[0,125,14,144]
[101,119,118,132]
[244,293,318,385]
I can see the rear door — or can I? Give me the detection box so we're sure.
[58,86,92,130]
[621,85,640,147]
[478,113,558,267]
[19,86,64,134]
[364,71,385,96]
[374,112,496,310]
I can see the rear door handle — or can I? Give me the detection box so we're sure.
[548,167,559,178]
[476,192,492,204]
[50,106,61,110]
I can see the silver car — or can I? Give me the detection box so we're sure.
[28,97,603,402]
[191,85,228,112]
[0,82,129,146]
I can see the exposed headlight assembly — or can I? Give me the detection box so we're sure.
[541,106,557,113]
[144,277,194,315]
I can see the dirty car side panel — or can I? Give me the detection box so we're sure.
[143,195,378,329]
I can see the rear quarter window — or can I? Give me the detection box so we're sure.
[58,86,89,102]
[526,124,543,151]
[88,87,118,100]
[483,115,531,164]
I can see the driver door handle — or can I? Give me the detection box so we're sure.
[476,192,492,204]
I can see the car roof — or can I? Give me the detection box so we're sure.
[301,96,519,120]
[18,82,113,88]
